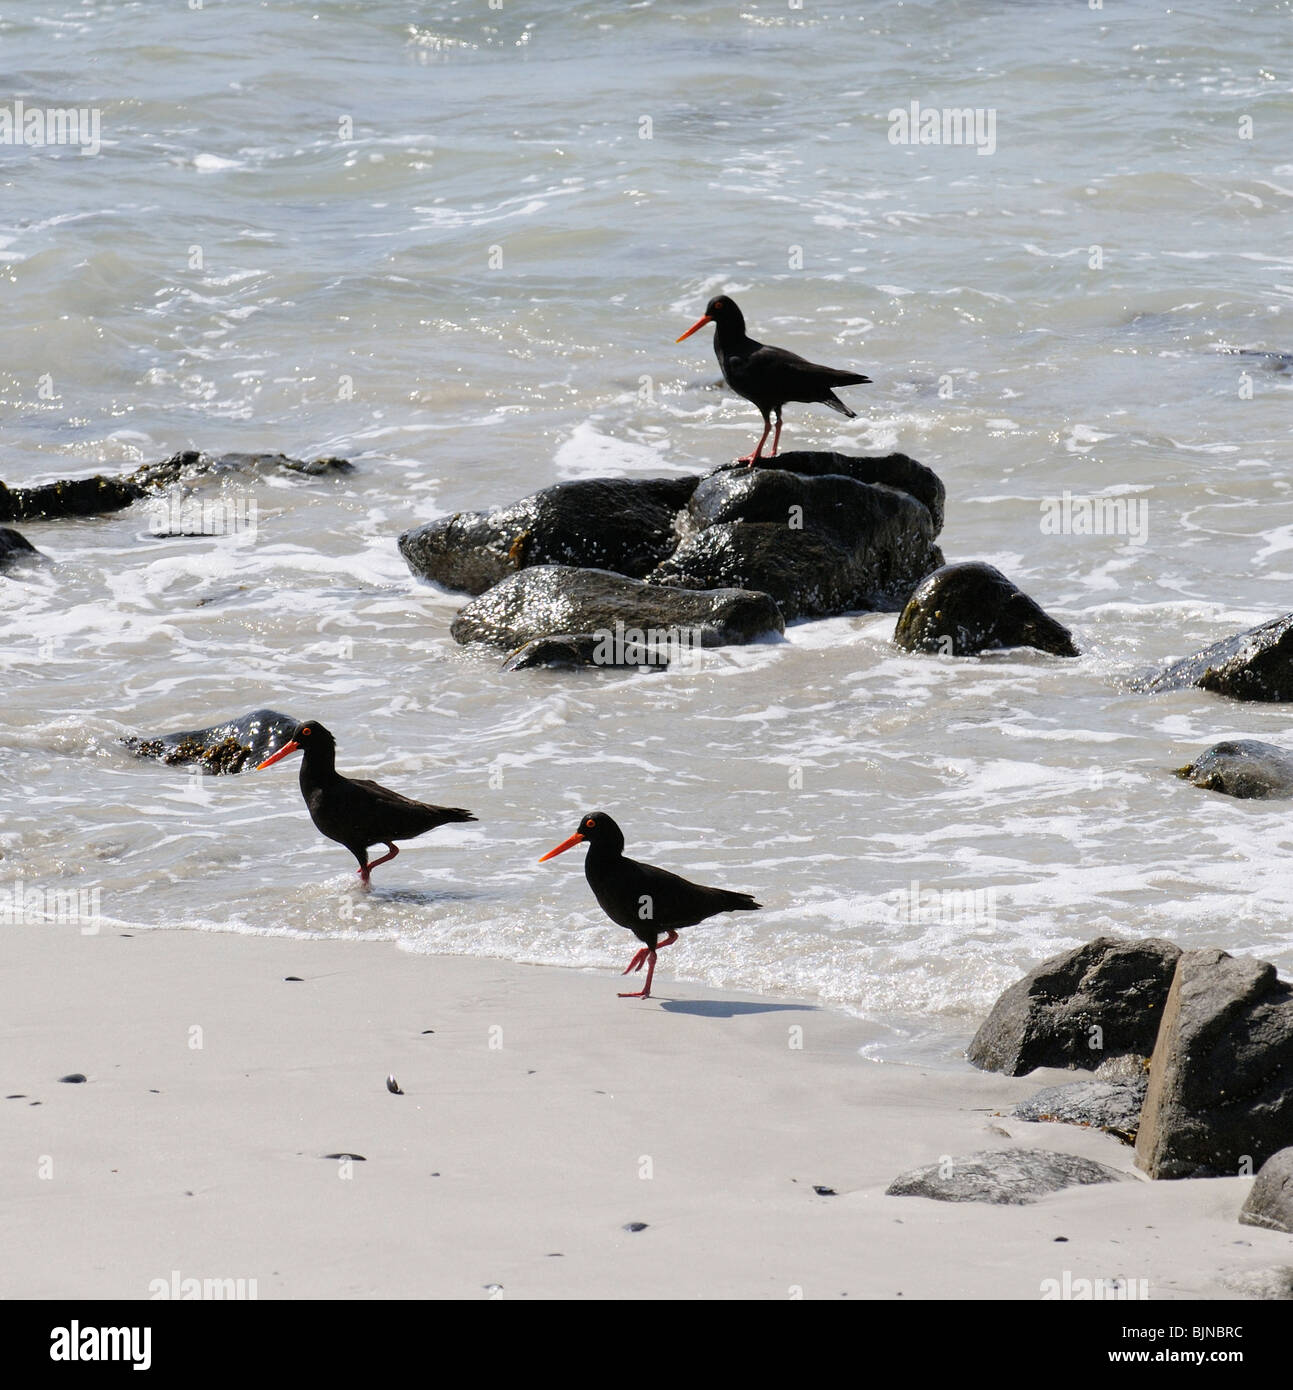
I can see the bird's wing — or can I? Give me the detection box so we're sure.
[745,343,870,397]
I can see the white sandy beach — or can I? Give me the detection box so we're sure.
[3,920,1288,1302]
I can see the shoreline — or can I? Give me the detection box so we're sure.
[3,919,1288,1300]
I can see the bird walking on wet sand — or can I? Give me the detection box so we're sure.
[676,294,871,465]
[255,720,475,884]
[539,811,760,999]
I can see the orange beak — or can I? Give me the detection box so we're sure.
[675,314,712,343]
[539,832,585,863]
[255,740,300,771]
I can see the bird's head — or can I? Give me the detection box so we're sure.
[539,810,625,861]
[676,294,745,342]
[255,719,334,770]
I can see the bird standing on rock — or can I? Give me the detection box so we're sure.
[255,720,475,884]
[676,294,871,465]
[539,811,761,999]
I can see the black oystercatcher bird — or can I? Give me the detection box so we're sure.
[255,720,475,884]
[676,295,871,465]
[539,811,760,999]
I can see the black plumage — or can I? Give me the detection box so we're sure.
[677,294,870,464]
[540,811,760,998]
[256,720,475,883]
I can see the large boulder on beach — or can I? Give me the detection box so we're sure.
[650,467,942,621]
[748,450,945,533]
[1175,740,1293,799]
[968,937,1181,1076]
[885,1149,1128,1206]
[1135,613,1293,702]
[0,526,45,572]
[398,476,700,597]
[0,450,351,523]
[1239,1149,1293,1234]
[1135,949,1293,1180]
[450,565,783,654]
[893,561,1079,658]
[121,708,301,775]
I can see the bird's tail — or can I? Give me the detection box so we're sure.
[717,889,761,913]
[438,807,477,823]
[823,391,858,418]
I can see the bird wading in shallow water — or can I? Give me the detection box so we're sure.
[255,720,475,884]
[676,294,871,465]
[539,811,761,999]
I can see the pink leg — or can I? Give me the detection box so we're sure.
[619,950,657,999]
[622,947,650,975]
[358,841,399,883]
[769,414,782,457]
[738,418,772,466]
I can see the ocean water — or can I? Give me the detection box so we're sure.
[2,0,1292,1061]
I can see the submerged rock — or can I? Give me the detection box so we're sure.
[502,631,678,672]
[1175,739,1293,799]
[450,565,783,654]
[1239,1148,1293,1234]
[0,450,351,523]
[398,475,699,596]
[0,526,45,571]
[885,1149,1128,1206]
[1135,948,1293,1180]
[652,466,942,621]
[894,561,1079,658]
[1134,613,1293,702]
[122,708,300,775]
[968,936,1181,1077]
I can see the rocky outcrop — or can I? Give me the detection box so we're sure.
[1239,1148,1293,1234]
[1134,613,1293,702]
[1175,740,1293,799]
[122,708,301,775]
[885,1149,1129,1205]
[450,566,784,654]
[762,451,945,534]
[0,526,45,571]
[398,476,700,597]
[1135,949,1293,1180]
[0,451,351,523]
[651,466,942,621]
[968,937,1181,1076]
[1010,1076,1148,1145]
[893,562,1079,658]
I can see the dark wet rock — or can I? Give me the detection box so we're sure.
[59,1074,87,1084]
[121,708,300,775]
[0,526,45,571]
[450,565,783,653]
[0,450,351,523]
[894,562,1079,658]
[1175,739,1293,799]
[813,1185,838,1196]
[1239,1148,1293,1234]
[1134,613,1293,702]
[745,451,944,532]
[502,631,677,672]
[968,937,1181,1077]
[1135,948,1293,1180]
[386,1075,404,1096]
[622,1222,648,1233]
[1011,1077,1148,1144]
[399,476,699,596]
[653,466,942,621]
[885,1149,1129,1206]
[322,1153,366,1161]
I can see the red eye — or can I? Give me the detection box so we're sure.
[301,727,312,736]
[585,818,594,828]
